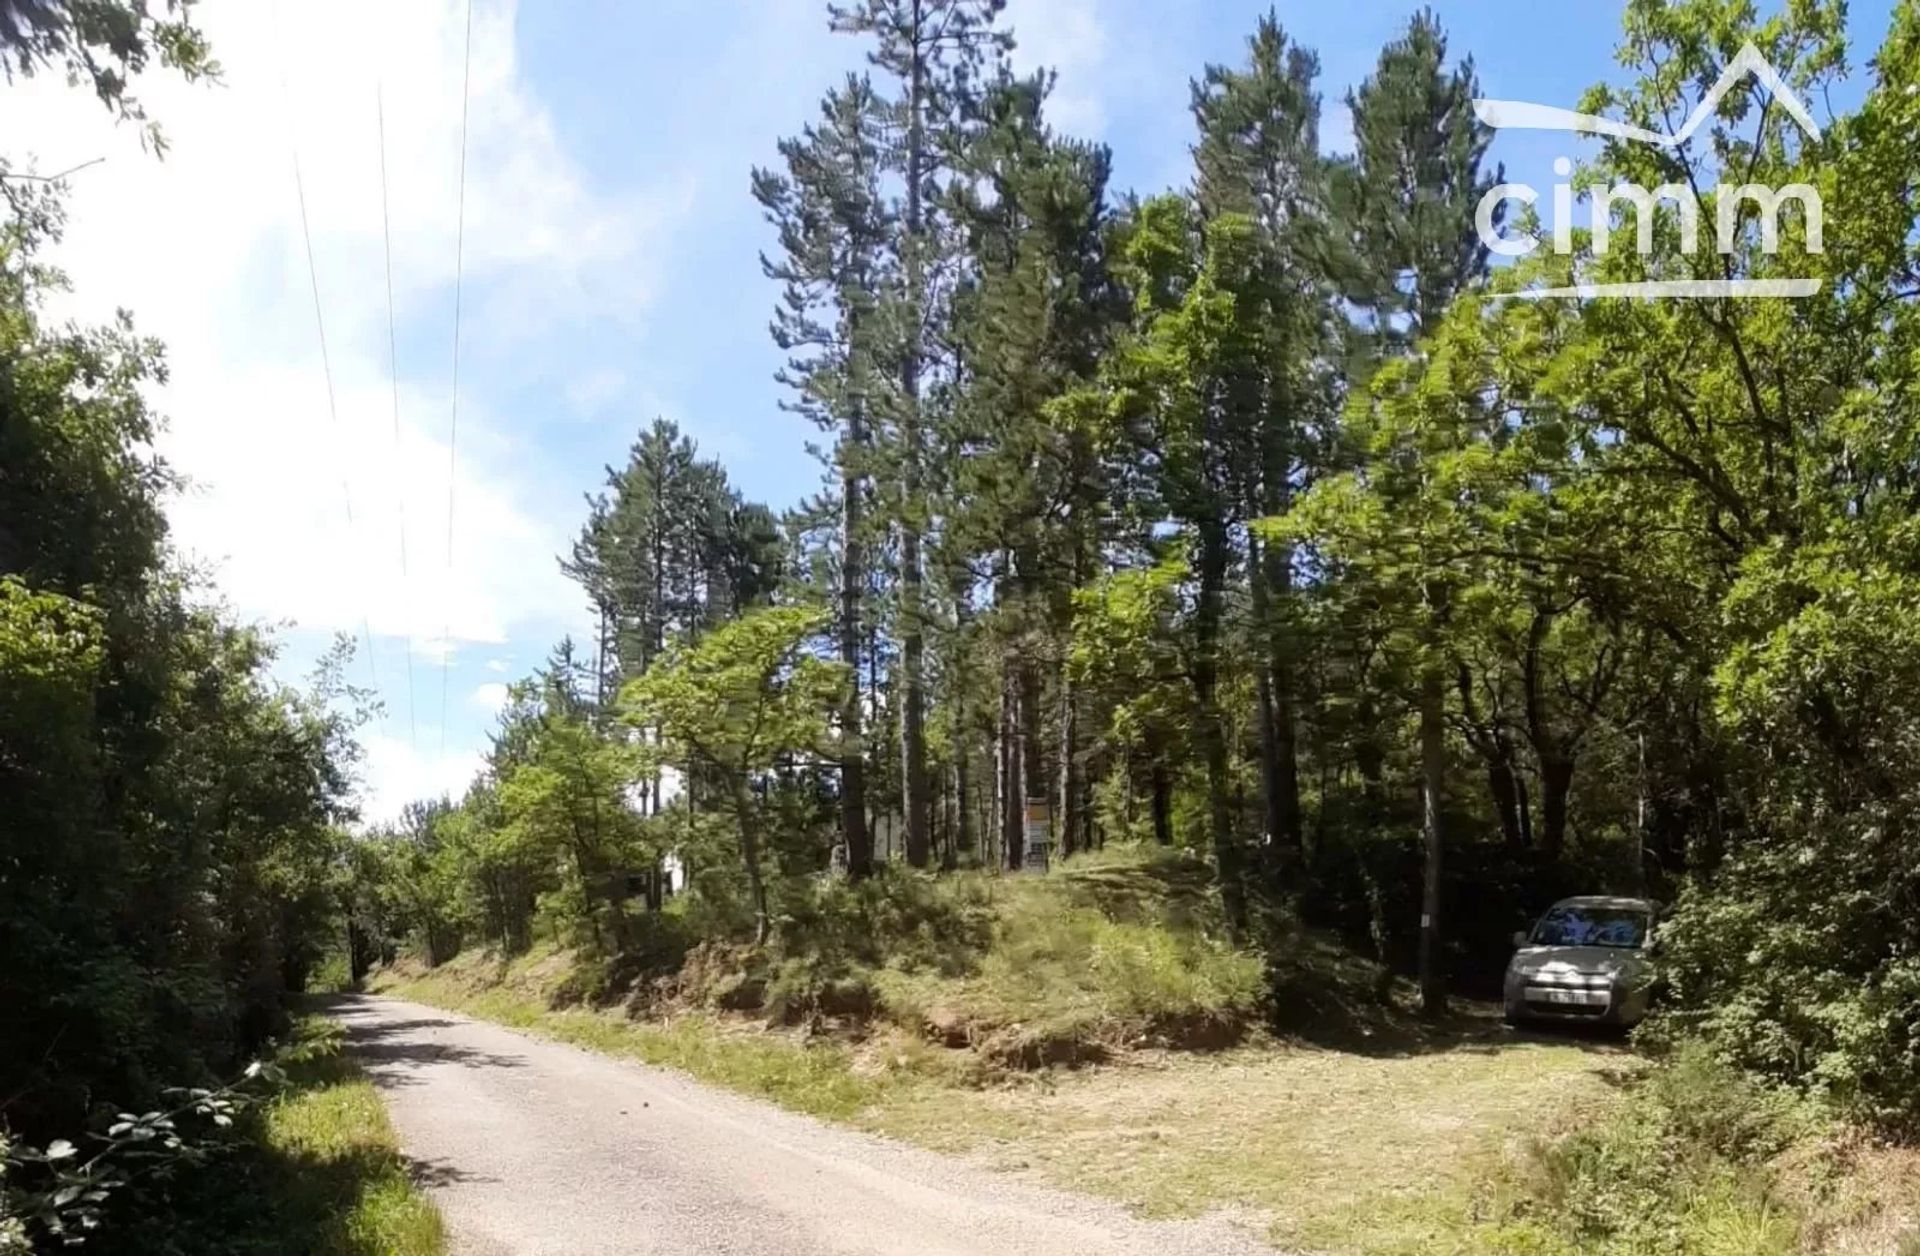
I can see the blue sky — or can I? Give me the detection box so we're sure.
[10,0,1895,821]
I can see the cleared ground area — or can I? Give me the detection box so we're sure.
[865,1027,1629,1254]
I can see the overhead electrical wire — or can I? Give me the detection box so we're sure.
[286,71,383,720]
[377,84,420,749]
[440,0,475,758]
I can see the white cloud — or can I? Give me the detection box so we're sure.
[1008,0,1110,137]
[469,681,509,714]
[13,0,660,650]
[358,732,485,826]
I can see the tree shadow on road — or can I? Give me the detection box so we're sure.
[314,996,531,1082]
[405,1154,499,1188]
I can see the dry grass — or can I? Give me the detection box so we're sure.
[1810,1142,1920,1254]
[866,1032,1630,1254]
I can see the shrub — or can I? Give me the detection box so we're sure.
[971,896,1266,1037]
[1647,856,1920,1128]
[1487,1043,1819,1256]
[772,870,996,976]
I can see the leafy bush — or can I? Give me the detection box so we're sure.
[1484,1044,1819,1256]
[1647,846,1920,1129]
[2,1056,282,1247]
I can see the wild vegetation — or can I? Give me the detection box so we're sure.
[0,4,442,1250]
[12,0,1920,1250]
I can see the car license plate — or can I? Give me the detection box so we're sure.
[1531,988,1606,1006]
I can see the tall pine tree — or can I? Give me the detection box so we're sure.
[754,76,892,877]
[828,0,1010,868]
[1342,8,1499,1015]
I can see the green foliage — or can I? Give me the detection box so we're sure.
[0,199,362,1145]
[131,0,1920,1157]
[0,0,215,147]
[625,605,846,942]
[1483,1046,1819,1256]
[774,870,997,978]
[0,1020,441,1254]
[834,851,1270,1060]
[4,1060,281,1246]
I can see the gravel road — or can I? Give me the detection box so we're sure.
[331,994,1275,1255]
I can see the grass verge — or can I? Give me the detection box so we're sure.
[147,1016,445,1255]
[259,1017,446,1254]
[373,952,951,1121]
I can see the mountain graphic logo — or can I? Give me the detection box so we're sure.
[1474,43,1822,147]
[1470,43,1824,299]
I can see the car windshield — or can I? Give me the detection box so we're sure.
[1530,905,1650,949]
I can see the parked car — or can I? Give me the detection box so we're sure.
[1503,896,1660,1029]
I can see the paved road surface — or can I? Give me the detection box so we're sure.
[331,994,1274,1256]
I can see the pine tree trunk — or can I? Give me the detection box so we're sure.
[901,536,931,867]
[1019,656,1043,830]
[1267,539,1304,854]
[1248,530,1303,900]
[942,763,960,871]
[896,4,932,871]
[951,575,974,868]
[1193,519,1245,934]
[1418,658,1447,1018]
[991,706,1005,869]
[840,422,873,879]
[1251,537,1282,871]
[1001,658,1025,870]
[1057,673,1079,857]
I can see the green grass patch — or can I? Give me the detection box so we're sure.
[255,1020,446,1255]
[874,883,1266,1063]
[95,1016,444,1255]
[371,962,948,1123]
[1460,1044,1872,1256]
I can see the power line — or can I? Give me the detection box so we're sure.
[377,83,419,749]
[287,97,382,715]
[440,0,475,757]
